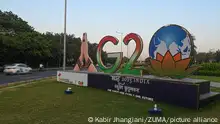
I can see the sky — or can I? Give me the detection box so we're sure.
[1,0,220,60]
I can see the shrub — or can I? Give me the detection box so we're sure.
[192,63,220,76]
[194,70,220,76]
[198,63,220,71]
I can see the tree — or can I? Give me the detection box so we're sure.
[189,33,197,64]
[144,57,151,64]
[0,10,34,33]
[215,50,220,62]
[195,52,206,63]
[205,49,216,63]
[0,10,106,67]
[122,56,129,63]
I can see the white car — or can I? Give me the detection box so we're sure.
[3,63,32,75]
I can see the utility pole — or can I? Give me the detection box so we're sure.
[127,44,129,58]
[116,31,123,53]
[63,0,67,71]
[59,36,62,68]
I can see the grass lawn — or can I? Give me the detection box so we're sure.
[0,79,219,124]
[190,75,220,82]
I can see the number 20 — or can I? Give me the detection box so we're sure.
[96,33,143,74]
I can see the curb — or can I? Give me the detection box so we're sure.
[31,67,73,72]
[0,76,56,89]
[0,67,73,73]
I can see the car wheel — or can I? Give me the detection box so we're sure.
[16,71,20,75]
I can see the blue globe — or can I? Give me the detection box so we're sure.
[149,24,192,60]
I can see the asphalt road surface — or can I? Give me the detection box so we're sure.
[0,67,98,85]
[0,70,57,85]
[1,68,220,88]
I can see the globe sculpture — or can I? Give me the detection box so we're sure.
[146,24,199,78]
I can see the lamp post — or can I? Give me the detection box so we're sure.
[63,0,67,71]
[127,43,129,58]
[116,31,123,54]
[59,36,62,68]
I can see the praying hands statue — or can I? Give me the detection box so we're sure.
[73,33,97,72]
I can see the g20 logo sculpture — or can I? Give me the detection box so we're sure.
[96,24,199,78]
[97,33,144,75]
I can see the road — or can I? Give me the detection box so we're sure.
[0,70,57,85]
[1,68,220,88]
[0,67,97,85]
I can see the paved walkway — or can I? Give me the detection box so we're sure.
[211,82,220,88]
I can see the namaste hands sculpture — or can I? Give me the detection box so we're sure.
[73,33,97,72]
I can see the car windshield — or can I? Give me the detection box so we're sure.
[10,64,17,66]
[19,64,27,67]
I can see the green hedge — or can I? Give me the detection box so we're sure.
[135,63,220,77]
[194,63,220,76]
[199,63,220,71]
[195,70,220,76]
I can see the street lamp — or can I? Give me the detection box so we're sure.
[63,0,67,71]
[116,31,129,57]
[116,31,123,53]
